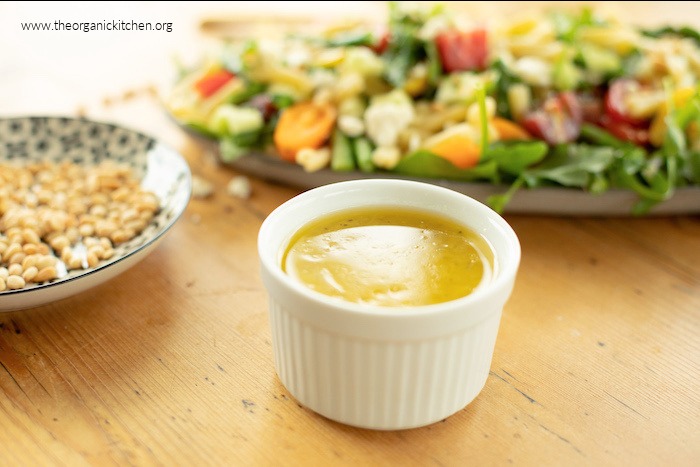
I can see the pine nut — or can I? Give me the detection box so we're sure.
[6,275,25,290]
[22,254,39,270]
[9,252,26,265]
[66,227,80,244]
[87,245,104,258]
[8,263,22,276]
[124,219,146,232]
[79,223,95,237]
[23,243,39,255]
[35,266,58,282]
[61,247,73,263]
[86,252,99,268]
[2,243,21,262]
[36,255,57,269]
[49,235,70,252]
[110,229,130,244]
[95,220,117,237]
[90,204,107,217]
[83,237,100,247]
[22,229,41,245]
[67,255,83,270]
[22,266,38,282]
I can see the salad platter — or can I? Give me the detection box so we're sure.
[168,3,700,215]
[216,149,700,216]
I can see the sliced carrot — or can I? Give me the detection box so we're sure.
[273,102,337,162]
[425,132,481,169]
[492,117,531,141]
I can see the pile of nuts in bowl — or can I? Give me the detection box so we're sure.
[0,160,159,292]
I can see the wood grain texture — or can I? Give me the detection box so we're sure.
[1,2,699,466]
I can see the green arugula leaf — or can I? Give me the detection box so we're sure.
[580,123,630,149]
[228,81,267,105]
[485,141,549,176]
[490,59,521,119]
[383,33,422,87]
[550,7,600,43]
[425,40,443,87]
[393,150,499,182]
[382,1,443,87]
[642,25,700,46]
[326,31,375,48]
[271,94,295,109]
[487,177,525,214]
[524,144,618,188]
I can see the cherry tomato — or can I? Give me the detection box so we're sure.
[522,92,583,145]
[194,69,235,99]
[598,115,650,146]
[605,79,647,126]
[435,28,488,72]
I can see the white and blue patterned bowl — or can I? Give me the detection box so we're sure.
[0,116,191,311]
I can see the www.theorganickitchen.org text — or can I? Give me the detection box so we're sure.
[21,20,173,33]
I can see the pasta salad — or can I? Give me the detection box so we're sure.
[168,3,700,213]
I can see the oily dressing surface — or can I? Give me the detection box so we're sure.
[282,207,494,307]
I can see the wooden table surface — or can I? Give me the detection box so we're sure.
[1,2,698,465]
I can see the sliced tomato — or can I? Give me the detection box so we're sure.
[435,28,488,73]
[605,79,648,126]
[522,92,583,145]
[372,30,390,55]
[194,69,235,99]
[598,115,650,146]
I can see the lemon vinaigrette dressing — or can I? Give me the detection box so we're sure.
[281,207,494,307]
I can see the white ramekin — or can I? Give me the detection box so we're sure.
[258,179,520,430]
